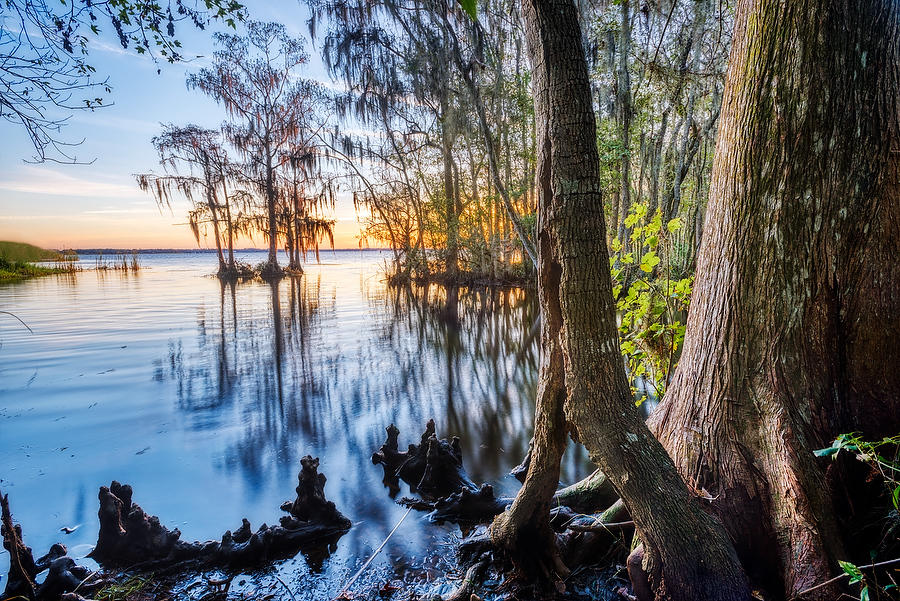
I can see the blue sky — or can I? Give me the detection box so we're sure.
[0,1,363,249]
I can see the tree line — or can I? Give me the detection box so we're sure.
[137,21,336,279]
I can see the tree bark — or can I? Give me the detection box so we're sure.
[439,57,459,279]
[650,1,900,598]
[616,0,633,246]
[492,2,751,599]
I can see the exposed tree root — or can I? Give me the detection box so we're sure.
[372,420,477,499]
[553,469,618,515]
[2,491,39,599]
[373,421,512,527]
[434,503,632,600]
[2,456,351,601]
[371,422,636,599]
[2,492,99,601]
[90,455,350,570]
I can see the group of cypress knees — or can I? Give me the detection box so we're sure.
[2,420,638,601]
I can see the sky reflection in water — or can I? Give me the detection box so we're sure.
[0,250,591,597]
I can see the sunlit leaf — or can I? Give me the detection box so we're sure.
[457,0,477,20]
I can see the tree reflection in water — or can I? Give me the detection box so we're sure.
[158,270,592,582]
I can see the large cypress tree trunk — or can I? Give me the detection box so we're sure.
[650,1,900,598]
[492,1,750,599]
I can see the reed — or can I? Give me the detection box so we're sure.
[94,252,141,273]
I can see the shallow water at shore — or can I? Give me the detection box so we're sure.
[0,250,592,598]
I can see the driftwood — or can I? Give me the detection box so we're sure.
[89,455,350,570]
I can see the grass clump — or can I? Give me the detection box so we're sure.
[94,574,152,601]
[0,256,71,281]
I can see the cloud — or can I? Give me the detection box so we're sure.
[82,205,159,215]
[68,113,161,135]
[0,166,142,199]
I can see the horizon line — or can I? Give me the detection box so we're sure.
[62,247,391,252]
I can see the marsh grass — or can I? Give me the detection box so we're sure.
[0,256,71,281]
[94,575,152,601]
[94,252,142,273]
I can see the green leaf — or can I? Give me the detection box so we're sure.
[647,210,662,235]
[839,560,863,584]
[667,217,683,233]
[624,212,640,228]
[814,446,841,457]
[639,251,660,273]
[457,0,477,20]
[860,586,869,601]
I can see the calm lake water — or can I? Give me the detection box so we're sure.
[0,250,591,598]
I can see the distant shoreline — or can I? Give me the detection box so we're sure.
[70,247,391,254]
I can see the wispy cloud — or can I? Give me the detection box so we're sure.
[0,166,141,199]
[82,204,158,215]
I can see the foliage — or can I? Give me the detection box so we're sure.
[816,433,900,601]
[94,574,151,601]
[0,256,69,281]
[1,0,245,161]
[137,124,248,273]
[610,202,691,403]
[138,22,335,274]
[0,242,73,280]
[0,241,62,262]
[816,433,900,511]
[307,0,537,282]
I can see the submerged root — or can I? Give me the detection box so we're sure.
[429,484,511,526]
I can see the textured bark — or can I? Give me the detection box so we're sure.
[493,1,751,599]
[650,1,900,598]
[616,0,633,246]
[440,82,459,279]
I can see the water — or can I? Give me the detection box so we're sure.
[0,250,591,598]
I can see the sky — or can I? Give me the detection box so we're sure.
[0,1,365,250]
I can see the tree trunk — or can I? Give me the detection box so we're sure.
[616,0,632,246]
[492,2,751,599]
[650,1,900,598]
[440,73,459,280]
[208,194,226,273]
[221,180,235,271]
[265,147,280,271]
